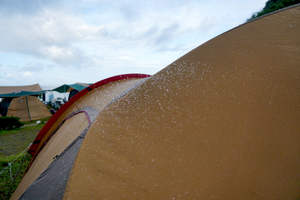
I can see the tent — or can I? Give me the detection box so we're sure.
[10,73,150,199]
[12,4,300,199]
[52,83,92,100]
[0,84,52,121]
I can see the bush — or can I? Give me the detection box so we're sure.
[0,117,24,130]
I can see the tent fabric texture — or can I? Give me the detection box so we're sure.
[12,4,300,200]
[0,84,45,98]
[0,84,51,121]
[10,73,151,200]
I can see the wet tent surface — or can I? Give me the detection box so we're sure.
[64,5,300,200]
[11,75,150,199]
[30,77,148,157]
[20,128,89,200]
[12,5,300,200]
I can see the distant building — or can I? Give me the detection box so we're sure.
[49,93,54,102]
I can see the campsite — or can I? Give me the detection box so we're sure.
[0,1,300,200]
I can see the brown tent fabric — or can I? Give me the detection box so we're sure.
[15,109,96,200]
[6,96,51,121]
[11,74,150,199]
[11,4,300,200]
[30,76,149,157]
[0,84,43,95]
[0,83,51,121]
[64,5,300,200]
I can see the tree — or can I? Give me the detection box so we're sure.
[247,0,300,21]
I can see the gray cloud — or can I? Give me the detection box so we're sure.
[120,3,140,22]
[39,45,87,67]
[0,0,268,86]
[98,28,110,38]
[0,7,89,67]
[154,23,180,45]
[22,62,45,71]
[156,44,188,52]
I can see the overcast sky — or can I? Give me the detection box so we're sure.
[0,0,267,89]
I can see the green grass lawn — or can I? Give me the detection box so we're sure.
[0,122,46,200]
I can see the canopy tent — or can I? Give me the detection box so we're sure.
[52,83,91,93]
[11,4,300,200]
[0,84,45,96]
[0,84,46,99]
[52,83,92,100]
[0,84,51,121]
[0,91,45,98]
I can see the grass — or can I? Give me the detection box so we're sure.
[21,117,50,125]
[0,124,44,157]
[0,153,31,200]
[0,120,46,200]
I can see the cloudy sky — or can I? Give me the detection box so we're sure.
[0,0,267,89]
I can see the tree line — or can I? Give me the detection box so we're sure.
[247,0,300,21]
